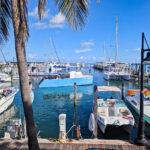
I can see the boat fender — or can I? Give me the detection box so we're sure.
[30,91,34,103]
[88,113,95,132]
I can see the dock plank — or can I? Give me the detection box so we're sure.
[0,139,148,150]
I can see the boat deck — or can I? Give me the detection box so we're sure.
[0,138,148,150]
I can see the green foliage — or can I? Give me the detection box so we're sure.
[38,0,89,31]
[0,0,11,44]
[55,0,89,31]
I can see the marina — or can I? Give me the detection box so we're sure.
[1,0,150,149]
[0,67,147,139]
[0,63,150,149]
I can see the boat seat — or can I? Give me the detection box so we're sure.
[107,99,116,107]
[119,108,129,116]
[98,107,106,116]
[108,107,115,116]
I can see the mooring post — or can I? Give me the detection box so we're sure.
[59,114,66,141]
[11,69,13,87]
[73,83,77,138]
[93,85,98,139]
[122,83,125,100]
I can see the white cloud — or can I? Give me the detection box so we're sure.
[75,48,92,54]
[32,22,48,29]
[49,13,66,28]
[32,13,66,29]
[135,48,141,51]
[80,41,94,48]
[29,7,50,19]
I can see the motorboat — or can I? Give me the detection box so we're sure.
[39,71,93,88]
[0,72,11,82]
[125,89,150,125]
[92,86,134,134]
[0,87,18,114]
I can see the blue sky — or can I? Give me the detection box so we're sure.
[2,0,150,63]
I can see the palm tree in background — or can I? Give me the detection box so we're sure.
[0,0,11,44]
[11,0,89,149]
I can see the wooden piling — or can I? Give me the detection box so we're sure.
[73,83,77,138]
[11,69,13,87]
[122,83,125,100]
[93,86,98,139]
[74,83,77,107]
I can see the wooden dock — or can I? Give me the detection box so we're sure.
[0,138,148,150]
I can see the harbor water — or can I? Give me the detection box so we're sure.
[1,67,146,140]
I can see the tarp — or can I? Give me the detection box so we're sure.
[97,86,121,92]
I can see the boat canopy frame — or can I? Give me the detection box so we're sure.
[97,86,121,92]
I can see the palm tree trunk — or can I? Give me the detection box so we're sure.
[11,0,39,149]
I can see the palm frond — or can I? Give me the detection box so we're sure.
[38,0,47,20]
[0,0,11,44]
[54,0,89,31]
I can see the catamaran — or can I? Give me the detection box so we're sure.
[103,16,131,81]
[103,65,131,81]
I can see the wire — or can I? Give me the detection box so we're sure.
[144,35,150,49]
[0,48,7,63]
[50,37,61,64]
[66,124,76,138]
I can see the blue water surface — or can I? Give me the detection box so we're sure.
[13,67,140,139]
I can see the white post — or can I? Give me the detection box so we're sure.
[59,114,66,141]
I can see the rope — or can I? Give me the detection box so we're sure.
[65,124,76,138]
[65,124,83,139]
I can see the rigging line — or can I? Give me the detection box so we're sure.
[0,48,7,63]
[50,37,61,64]
[144,35,150,49]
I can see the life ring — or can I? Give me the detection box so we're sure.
[88,113,95,132]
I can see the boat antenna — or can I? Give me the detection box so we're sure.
[115,15,118,64]
[50,37,61,64]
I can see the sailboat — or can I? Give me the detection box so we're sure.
[103,16,131,81]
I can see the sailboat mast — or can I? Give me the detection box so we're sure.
[50,37,53,63]
[103,41,106,62]
[115,15,118,63]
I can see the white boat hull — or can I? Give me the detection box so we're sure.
[0,89,18,114]
[104,73,131,81]
[97,114,134,134]
[97,115,106,133]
